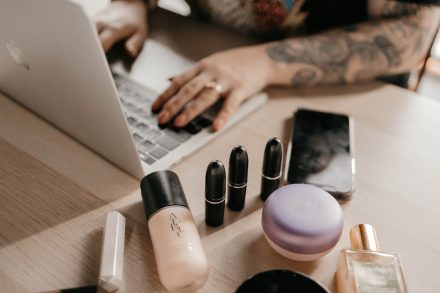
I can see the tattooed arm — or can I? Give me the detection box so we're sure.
[150,1,439,131]
[265,2,439,86]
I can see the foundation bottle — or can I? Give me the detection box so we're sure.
[336,224,407,293]
[141,170,209,292]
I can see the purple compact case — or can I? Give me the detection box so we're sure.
[262,184,343,261]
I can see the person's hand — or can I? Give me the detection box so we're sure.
[93,0,148,57]
[151,45,273,131]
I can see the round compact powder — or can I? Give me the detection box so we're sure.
[236,270,329,293]
[262,184,344,261]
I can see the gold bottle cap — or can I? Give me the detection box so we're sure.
[349,224,380,251]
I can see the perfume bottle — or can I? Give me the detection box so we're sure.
[336,224,408,293]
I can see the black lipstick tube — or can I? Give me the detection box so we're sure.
[205,160,226,227]
[227,146,248,211]
[260,138,283,201]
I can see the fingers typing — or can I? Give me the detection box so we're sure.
[213,90,244,131]
[94,19,105,33]
[125,31,147,57]
[93,0,148,54]
[99,26,133,53]
[175,88,221,127]
[151,64,201,112]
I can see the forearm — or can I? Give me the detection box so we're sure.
[264,6,439,86]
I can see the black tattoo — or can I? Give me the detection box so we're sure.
[292,68,318,85]
[378,2,421,18]
[265,5,436,86]
[266,34,402,85]
[373,36,401,67]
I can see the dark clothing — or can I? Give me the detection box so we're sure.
[302,0,368,33]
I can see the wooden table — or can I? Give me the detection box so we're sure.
[1,3,440,293]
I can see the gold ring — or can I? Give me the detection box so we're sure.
[205,80,223,94]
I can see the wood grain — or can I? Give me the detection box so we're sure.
[1,4,440,293]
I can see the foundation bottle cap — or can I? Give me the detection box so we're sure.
[349,224,380,251]
[140,170,189,220]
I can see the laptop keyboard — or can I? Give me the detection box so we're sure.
[113,73,213,165]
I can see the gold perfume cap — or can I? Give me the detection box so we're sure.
[349,224,380,251]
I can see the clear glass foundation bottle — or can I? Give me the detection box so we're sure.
[141,171,209,292]
[336,224,408,293]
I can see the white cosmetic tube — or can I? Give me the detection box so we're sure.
[99,211,126,292]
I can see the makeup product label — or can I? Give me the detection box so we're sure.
[150,208,201,256]
[352,260,402,293]
[168,212,194,253]
[169,213,184,237]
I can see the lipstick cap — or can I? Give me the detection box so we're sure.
[205,161,226,201]
[228,146,248,185]
[262,138,283,177]
[140,170,189,220]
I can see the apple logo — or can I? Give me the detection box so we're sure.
[6,40,30,71]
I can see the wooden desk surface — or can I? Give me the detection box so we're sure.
[1,4,440,293]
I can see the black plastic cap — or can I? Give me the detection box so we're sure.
[140,170,189,220]
[228,146,249,185]
[205,161,226,201]
[262,138,283,177]
[60,285,98,293]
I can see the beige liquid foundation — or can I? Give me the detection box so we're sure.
[141,170,209,292]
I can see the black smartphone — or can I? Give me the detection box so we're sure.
[285,109,355,199]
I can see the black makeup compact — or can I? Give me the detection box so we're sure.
[236,270,329,293]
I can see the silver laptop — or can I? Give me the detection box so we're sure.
[0,0,267,179]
